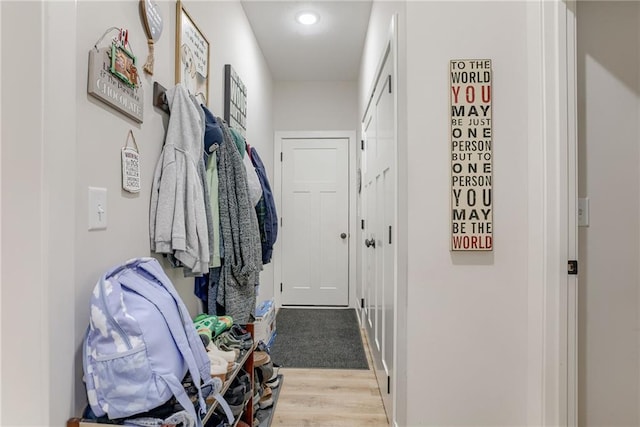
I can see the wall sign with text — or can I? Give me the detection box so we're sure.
[450,59,492,251]
[88,28,144,123]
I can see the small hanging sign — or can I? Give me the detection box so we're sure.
[88,27,144,123]
[140,0,163,75]
[450,59,493,251]
[122,130,141,193]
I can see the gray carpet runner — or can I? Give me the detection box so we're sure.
[269,308,369,370]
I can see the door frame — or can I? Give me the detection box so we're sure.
[527,1,578,425]
[273,131,357,310]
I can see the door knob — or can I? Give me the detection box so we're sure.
[365,238,376,248]
[340,233,347,239]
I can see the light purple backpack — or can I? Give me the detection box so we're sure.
[82,258,230,426]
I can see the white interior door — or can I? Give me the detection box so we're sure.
[280,137,349,306]
[362,49,395,414]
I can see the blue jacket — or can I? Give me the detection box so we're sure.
[250,147,278,264]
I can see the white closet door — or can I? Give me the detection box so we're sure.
[362,49,395,415]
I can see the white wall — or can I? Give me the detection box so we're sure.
[405,2,530,424]
[577,2,640,426]
[359,1,551,424]
[3,0,274,424]
[273,81,357,131]
[0,1,3,422]
[1,3,49,425]
[2,1,78,424]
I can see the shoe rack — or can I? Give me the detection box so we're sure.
[202,323,257,427]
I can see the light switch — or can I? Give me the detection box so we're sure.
[88,187,107,230]
[578,197,589,227]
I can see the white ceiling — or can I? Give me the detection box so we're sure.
[240,1,373,82]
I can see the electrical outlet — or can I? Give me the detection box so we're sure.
[88,187,107,230]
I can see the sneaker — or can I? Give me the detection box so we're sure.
[213,316,234,337]
[207,341,238,363]
[258,385,273,409]
[230,324,254,344]
[265,371,279,389]
[193,314,218,342]
[215,332,244,350]
[208,353,228,383]
[220,330,253,350]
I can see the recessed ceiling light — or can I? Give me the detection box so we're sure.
[296,11,319,25]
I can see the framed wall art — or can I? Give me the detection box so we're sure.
[224,64,247,136]
[175,1,209,105]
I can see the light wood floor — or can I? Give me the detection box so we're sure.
[270,328,389,427]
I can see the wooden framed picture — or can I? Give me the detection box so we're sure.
[224,64,247,135]
[175,1,209,105]
[110,44,138,88]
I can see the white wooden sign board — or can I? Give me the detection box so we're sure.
[88,47,144,123]
[450,59,493,251]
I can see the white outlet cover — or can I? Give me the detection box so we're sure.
[88,187,107,230]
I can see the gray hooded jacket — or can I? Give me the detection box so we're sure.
[149,84,210,274]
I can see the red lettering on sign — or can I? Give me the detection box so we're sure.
[452,235,493,250]
[452,86,461,103]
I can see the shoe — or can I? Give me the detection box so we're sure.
[265,370,279,389]
[258,385,273,409]
[207,341,238,363]
[255,361,273,386]
[220,329,253,350]
[213,316,234,337]
[215,332,243,350]
[230,324,254,343]
[231,369,252,402]
[253,351,270,367]
[271,362,281,376]
[208,353,228,382]
[193,314,218,342]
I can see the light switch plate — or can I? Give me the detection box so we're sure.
[88,187,107,230]
[578,197,589,227]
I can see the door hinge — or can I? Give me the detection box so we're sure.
[387,375,391,394]
[568,260,578,275]
[388,75,392,94]
[388,225,392,244]
[280,283,283,292]
[280,152,283,162]
[280,217,283,227]
[361,219,365,230]
[360,298,365,309]
[361,140,365,150]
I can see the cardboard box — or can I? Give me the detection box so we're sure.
[254,299,276,347]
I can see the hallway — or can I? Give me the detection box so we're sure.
[272,330,388,426]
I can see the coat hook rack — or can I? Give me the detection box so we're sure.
[153,81,169,114]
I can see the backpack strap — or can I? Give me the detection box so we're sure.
[204,377,235,424]
[137,258,212,381]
